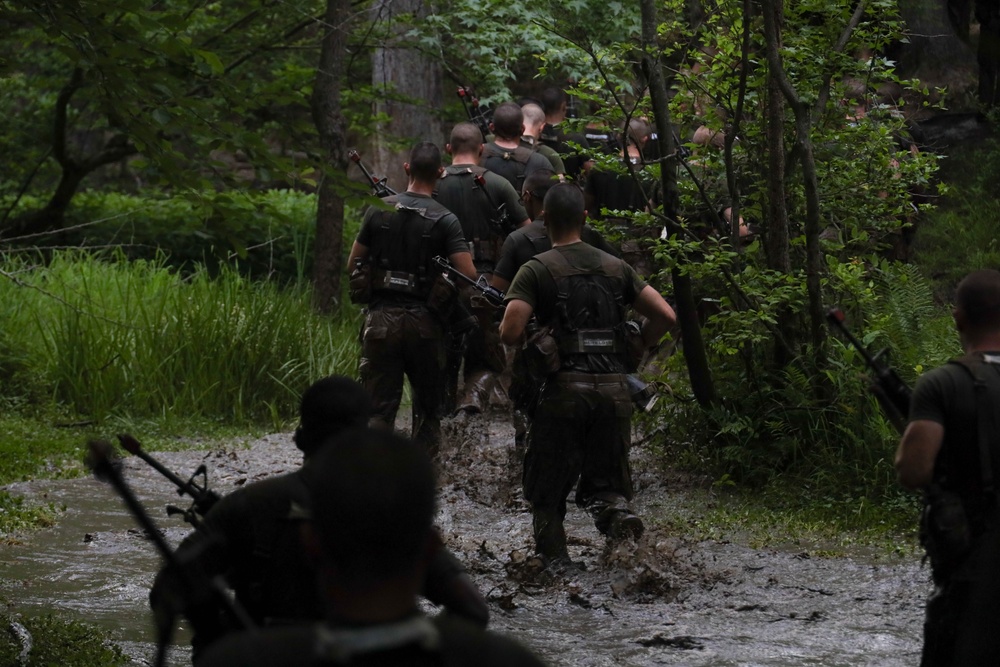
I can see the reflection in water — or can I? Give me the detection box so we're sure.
[2,428,925,666]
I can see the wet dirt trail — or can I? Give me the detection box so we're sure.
[2,416,926,666]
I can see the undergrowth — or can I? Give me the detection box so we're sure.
[0,612,128,666]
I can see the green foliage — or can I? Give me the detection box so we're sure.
[658,259,956,502]
[0,612,127,666]
[5,188,324,283]
[0,250,362,427]
[911,136,1000,299]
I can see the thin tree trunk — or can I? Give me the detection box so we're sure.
[640,0,716,407]
[310,0,352,313]
[761,0,793,365]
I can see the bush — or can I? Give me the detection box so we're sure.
[0,613,128,666]
[4,189,364,285]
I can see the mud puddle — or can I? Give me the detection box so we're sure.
[2,418,926,666]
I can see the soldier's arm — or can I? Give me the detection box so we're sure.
[448,250,477,281]
[633,285,676,348]
[895,420,943,490]
[347,241,369,267]
[499,299,533,345]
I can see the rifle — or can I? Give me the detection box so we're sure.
[432,255,505,307]
[433,256,661,412]
[117,433,221,528]
[349,150,397,198]
[472,172,516,237]
[86,439,255,667]
[457,86,491,141]
[826,307,912,434]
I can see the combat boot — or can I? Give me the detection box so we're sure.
[532,508,568,561]
[607,510,644,541]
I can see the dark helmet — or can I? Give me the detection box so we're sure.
[293,376,371,456]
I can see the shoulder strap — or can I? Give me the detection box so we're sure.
[949,354,998,495]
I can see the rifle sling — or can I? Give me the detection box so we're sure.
[951,355,997,496]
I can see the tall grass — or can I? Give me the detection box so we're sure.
[0,250,361,427]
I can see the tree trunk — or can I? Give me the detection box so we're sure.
[762,0,794,365]
[898,0,977,87]
[640,0,716,407]
[761,0,824,353]
[370,0,445,191]
[310,0,352,313]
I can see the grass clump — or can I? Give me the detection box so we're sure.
[0,250,361,426]
[0,612,128,666]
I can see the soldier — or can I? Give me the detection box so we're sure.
[482,102,551,193]
[347,142,476,454]
[150,376,488,662]
[520,103,566,177]
[435,122,529,415]
[491,171,617,452]
[538,86,593,181]
[896,269,1000,666]
[198,428,548,667]
[498,183,676,562]
[584,117,659,277]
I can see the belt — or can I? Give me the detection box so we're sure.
[553,372,627,386]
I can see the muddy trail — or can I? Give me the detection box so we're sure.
[2,413,926,666]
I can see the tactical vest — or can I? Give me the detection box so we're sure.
[367,199,448,302]
[483,143,533,192]
[437,165,502,268]
[534,247,629,374]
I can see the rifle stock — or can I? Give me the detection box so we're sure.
[826,307,912,433]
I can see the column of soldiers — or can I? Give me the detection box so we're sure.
[346,90,676,562]
[150,86,678,665]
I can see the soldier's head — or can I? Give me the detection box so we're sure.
[521,168,558,220]
[447,122,484,158]
[490,102,524,141]
[955,269,1000,341]
[540,87,568,120]
[302,428,437,589]
[542,182,586,239]
[405,141,443,184]
[624,117,652,151]
[294,375,371,457]
[520,103,546,140]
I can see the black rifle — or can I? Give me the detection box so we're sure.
[432,255,505,307]
[86,439,254,667]
[472,172,516,237]
[117,433,221,528]
[457,86,491,141]
[349,149,397,198]
[826,307,912,433]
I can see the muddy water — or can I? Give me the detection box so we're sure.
[2,420,926,666]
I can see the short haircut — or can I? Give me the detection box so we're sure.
[294,376,371,456]
[408,141,442,182]
[624,117,652,148]
[957,269,1000,329]
[449,122,483,155]
[539,87,567,115]
[517,96,543,108]
[521,103,546,128]
[522,168,558,199]
[542,182,586,235]
[491,102,524,140]
[304,428,437,584]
